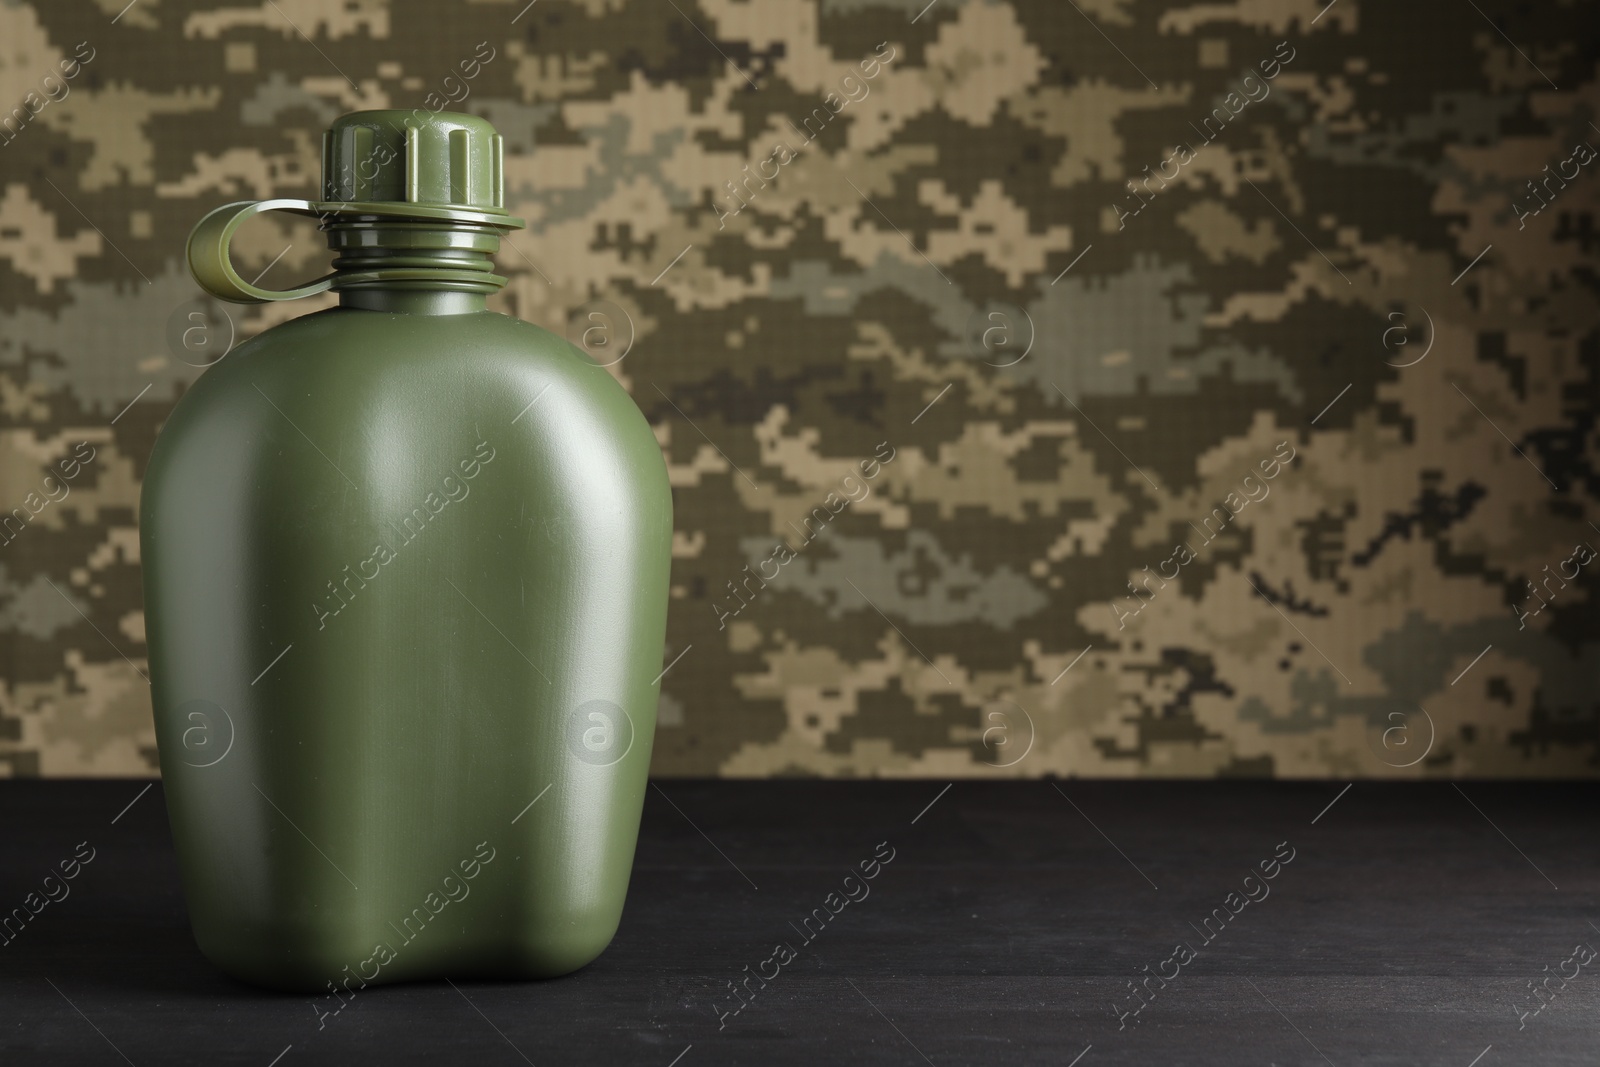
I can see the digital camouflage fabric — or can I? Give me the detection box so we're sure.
[1,0,1596,778]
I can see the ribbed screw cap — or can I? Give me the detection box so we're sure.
[321,109,507,213]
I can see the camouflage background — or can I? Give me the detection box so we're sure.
[1,0,1596,778]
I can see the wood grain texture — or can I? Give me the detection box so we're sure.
[2,780,1596,1064]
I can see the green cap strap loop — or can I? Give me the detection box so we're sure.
[187,198,526,304]
[187,199,336,304]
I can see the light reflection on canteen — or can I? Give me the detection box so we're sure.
[566,700,634,767]
[310,439,497,631]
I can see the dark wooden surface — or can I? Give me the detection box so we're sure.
[2,780,1597,1065]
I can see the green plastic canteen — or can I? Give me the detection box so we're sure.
[142,110,673,993]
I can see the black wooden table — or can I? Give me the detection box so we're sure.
[2,780,1596,1065]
